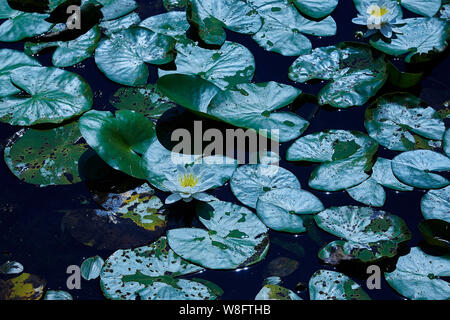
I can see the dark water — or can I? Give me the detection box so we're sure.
[0,1,449,300]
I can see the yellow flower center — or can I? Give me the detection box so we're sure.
[178,173,199,188]
[369,5,389,18]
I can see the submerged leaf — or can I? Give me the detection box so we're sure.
[289,42,387,108]
[167,200,269,269]
[385,247,450,300]
[315,206,411,264]
[309,270,370,300]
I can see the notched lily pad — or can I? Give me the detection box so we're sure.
[288,42,387,108]
[167,200,270,269]
[315,206,411,264]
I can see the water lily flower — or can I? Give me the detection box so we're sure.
[352,0,404,38]
[163,164,224,204]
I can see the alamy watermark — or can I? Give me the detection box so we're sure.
[66,5,81,30]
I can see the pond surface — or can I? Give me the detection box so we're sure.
[0,0,449,300]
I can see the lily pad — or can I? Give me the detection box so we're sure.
[79,110,157,179]
[187,0,263,45]
[99,12,141,36]
[370,18,449,63]
[95,27,175,86]
[0,273,46,300]
[159,40,255,90]
[371,157,414,191]
[391,150,450,189]
[365,93,446,151]
[24,25,101,67]
[140,11,189,40]
[286,130,378,191]
[208,82,309,142]
[167,200,269,269]
[100,237,221,300]
[231,164,301,208]
[288,42,387,108]
[251,0,337,56]
[421,186,450,222]
[385,247,450,300]
[401,0,442,17]
[256,187,324,233]
[346,177,386,207]
[4,122,89,186]
[255,284,302,300]
[266,257,299,277]
[0,261,23,275]
[81,256,104,280]
[0,66,93,126]
[418,219,450,249]
[97,0,138,21]
[158,75,308,142]
[444,128,450,156]
[315,206,411,264]
[309,270,371,300]
[0,49,41,98]
[111,84,176,121]
[164,0,186,11]
[44,290,73,300]
[292,0,338,19]
[0,10,52,42]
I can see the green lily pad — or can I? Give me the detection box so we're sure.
[401,0,442,17]
[81,256,104,280]
[0,273,46,300]
[159,40,255,90]
[255,284,302,300]
[292,0,338,19]
[371,157,414,191]
[140,11,189,40]
[79,110,157,179]
[289,42,387,108]
[418,219,450,249]
[4,122,89,186]
[63,191,167,250]
[251,0,336,56]
[187,0,263,45]
[167,200,269,269]
[421,186,450,222]
[24,25,101,67]
[97,0,137,21]
[208,82,308,142]
[158,75,308,142]
[0,66,93,126]
[110,84,176,121]
[95,27,175,86]
[286,130,378,191]
[99,12,141,36]
[0,9,52,42]
[231,164,301,209]
[385,247,450,300]
[0,49,41,98]
[391,150,450,189]
[315,206,411,264]
[370,18,448,63]
[346,177,386,207]
[256,187,324,233]
[44,290,73,300]
[309,270,371,300]
[100,237,221,300]
[365,93,445,151]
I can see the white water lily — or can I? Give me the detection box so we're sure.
[163,164,218,204]
[352,0,404,38]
